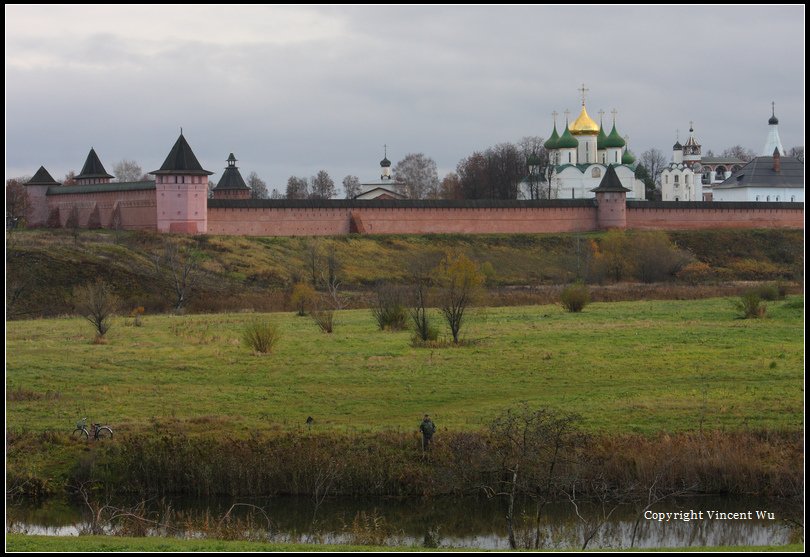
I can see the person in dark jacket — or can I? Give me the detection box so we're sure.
[419,414,436,450]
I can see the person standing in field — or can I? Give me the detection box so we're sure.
[419,414,436,451]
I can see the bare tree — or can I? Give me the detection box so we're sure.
[151,240,203,312]
[310,170,336,199]
[5,177,30,229]
[434,251,484,344]
[487,405,585,549]
[112,159,148,182]
[788,146,804,163]
[721,145,755,162]
[342,175,362,199]
[285,176,309,199]
[247,172,269,199]
[393,153,440,199]
[73,279,119,340]
[63,170,77,186]
[638,148,667,200]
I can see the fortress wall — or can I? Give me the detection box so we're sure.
[626,203,803,230]
[207,205,600,236]
[48,189,157,230]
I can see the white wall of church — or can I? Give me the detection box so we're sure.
[713,187,803,203]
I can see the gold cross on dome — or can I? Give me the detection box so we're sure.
[578,83,589,105]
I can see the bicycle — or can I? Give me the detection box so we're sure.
[72,418,113,440]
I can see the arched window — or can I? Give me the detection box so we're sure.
[756,195,760,201]
[775,196,780,201]
[791,196,795,202]
[766,195,770,202]
[592,167,601,178]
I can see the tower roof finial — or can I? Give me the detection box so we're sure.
[578,83,589,106]
[768,101,779,125]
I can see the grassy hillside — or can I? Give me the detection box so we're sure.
[6,228,803,318]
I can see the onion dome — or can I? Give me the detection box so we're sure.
[597,125,608,150]
[604,124,626,148]
[556,124,579,149]
[768,103,779,125]
[570,105,599,135]
[544,125,560,150]
[380,156,391,168]
[673,141,683,150]
[622,148,635,165]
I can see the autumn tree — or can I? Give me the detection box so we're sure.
[393,153,440,199]
[433,251,484,344]
[520,136,550,200]
[342,175,362,199]
[112,159,148,182]
[247,171,269,199]
[439,172,463,200]
[5,177,30,229]
[73,279,119,341]
[456,142,529,200]
[285,176,309,199]
[310,170,336,199]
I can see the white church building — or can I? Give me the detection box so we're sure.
[540,87,645,200]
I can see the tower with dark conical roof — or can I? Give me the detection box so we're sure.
[212,153,251,200]
[24,166,62,226]
[76,148,114,185]
[151,132,213,234]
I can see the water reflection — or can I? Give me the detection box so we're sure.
[7,495,796,549]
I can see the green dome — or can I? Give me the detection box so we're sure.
[556,125,579,149]
[604,124,626,148]
[597,125,608,150]
[621,148,635,165]
[544,125,560,150]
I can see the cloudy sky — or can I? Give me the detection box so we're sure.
[5,5,805,192]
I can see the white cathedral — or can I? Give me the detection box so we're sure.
[536,87,645,200]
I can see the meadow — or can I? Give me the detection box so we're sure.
[6,296,803,438]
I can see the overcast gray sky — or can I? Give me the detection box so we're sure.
[5,5,805,192]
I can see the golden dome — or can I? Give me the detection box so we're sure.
[570,105,600,135]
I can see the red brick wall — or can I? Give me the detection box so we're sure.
[207,205,599,236]
[626,203,803,230]
[48,189,157,230]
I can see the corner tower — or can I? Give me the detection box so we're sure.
[151,132,213,234]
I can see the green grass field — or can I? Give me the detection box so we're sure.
[6,297,803,437]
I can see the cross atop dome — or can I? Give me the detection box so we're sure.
[578,83,589,106]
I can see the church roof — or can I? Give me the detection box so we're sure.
[570,105,599,135]
[713,156,803,190]
[603,124,626,148]
[683,126,700,147]
[75,148,114,180]
[591,164,631,193]
[26,166,61,186]
[556,125,579,149]
[151,133,214,176]
[380,156,392,168]
[622,149,636,165]
[544,125,560,149]
[596,125,607,150]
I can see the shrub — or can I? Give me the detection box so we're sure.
[676,261,713,284]
[560,283,590,313]
[311,309,334,333]
[242,321,280,354]
[753,284,780,302]
[735,292,766,319]
[410,324,439,347]
[290,282,317,316]
[371,283,408,331]
[73,279,119,340]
